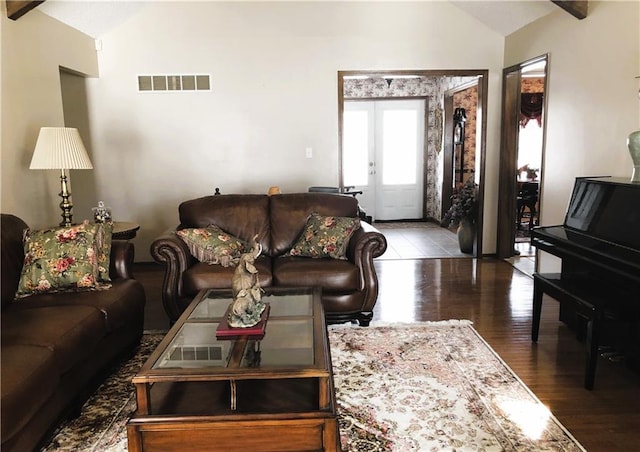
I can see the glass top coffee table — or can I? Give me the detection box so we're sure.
[127,287,340,452]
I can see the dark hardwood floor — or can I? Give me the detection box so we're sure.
[133,258,640,451]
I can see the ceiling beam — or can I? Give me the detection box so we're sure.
[6,0,44,20]
[551,0,588,20]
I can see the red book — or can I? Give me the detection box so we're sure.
[216,303,270,339]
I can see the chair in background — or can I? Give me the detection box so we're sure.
[517,182,539,231]
[308,186,371,223]
[308,186,340,194]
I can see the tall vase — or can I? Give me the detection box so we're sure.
[457,219,475,254]
[628,130,640,183]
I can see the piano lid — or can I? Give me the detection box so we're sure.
[564,177,640,251]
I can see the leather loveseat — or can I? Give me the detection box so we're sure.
[0,214,146,452]
[151,193,387,325]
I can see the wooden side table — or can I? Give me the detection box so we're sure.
[112,222,140,240]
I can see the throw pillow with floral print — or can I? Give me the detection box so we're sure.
[287,213,360,260]
[176,224,248,267]
[16,221,108,298]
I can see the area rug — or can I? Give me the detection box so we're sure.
[331,321,584,451]
[40,322,585,451]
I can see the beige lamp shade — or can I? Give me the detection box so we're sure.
[30,127,93,170]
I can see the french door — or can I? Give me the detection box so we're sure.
[343,99,425,221]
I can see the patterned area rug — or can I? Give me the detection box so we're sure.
[40,322,585,451]
[331,321,584,451]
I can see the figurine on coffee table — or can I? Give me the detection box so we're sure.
[228,237,266,328]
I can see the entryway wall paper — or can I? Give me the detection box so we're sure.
[453,85,478,186]
[344,76,475,221]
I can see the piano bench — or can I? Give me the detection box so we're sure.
[531,272,639,390]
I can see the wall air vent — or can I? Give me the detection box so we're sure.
[137,74,211,92]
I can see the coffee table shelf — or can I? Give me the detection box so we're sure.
[127,287,340,452]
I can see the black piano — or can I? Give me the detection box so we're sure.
[531,176,640,389]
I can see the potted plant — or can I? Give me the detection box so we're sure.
[442,178,478,253]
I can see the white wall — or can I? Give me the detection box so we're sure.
[86,1,505,260]
[1,8,98,227]
[505,1,640,272]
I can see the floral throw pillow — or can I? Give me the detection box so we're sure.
[16,221,108,298]
[176,225,248,267]
[288,213,360,260]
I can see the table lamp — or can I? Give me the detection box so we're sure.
[30,127,93,227]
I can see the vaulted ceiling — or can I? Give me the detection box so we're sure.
[7,0,587,38]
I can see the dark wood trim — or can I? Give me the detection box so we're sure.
[475,72,489,257]
[339,69,485,79]
[6,0,44,20]
[552,0,588,20]
[497,67,520,258]
[497,54,548,259]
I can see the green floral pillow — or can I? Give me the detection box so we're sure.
[288,213,360,260]
[16,221,109,298]
[176,225,248,267]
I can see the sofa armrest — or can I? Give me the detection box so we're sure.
[347,221,387,312]
[150,231,194,321]
[109,240,135,280]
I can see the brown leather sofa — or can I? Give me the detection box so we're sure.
[0,214,146,452]
[151,193,387,325]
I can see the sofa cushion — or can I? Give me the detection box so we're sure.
[7,279,144,332]
[16,222,107,298]
[1,344,58,442]
[287,213,360,260]
[269,193,358,256]
[176,225,248,267]
[183,257,273,296]
[273,257,360,291]
[1,305,107,373]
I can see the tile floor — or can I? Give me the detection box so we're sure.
[374,221,469,259]
[374,221,536,277]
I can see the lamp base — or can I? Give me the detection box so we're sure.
[59,170,73,227]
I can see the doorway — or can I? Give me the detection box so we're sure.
[343,99,425,221]
[338,70,488,258]
[497,55,548,260]
[442,80,480,218]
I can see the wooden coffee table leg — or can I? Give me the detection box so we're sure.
[135,383,151,415]
[319,377,330,410]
